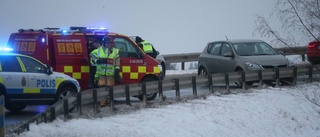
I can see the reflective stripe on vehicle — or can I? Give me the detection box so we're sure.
[6,88,56,94]
[121,65,160,80]
[60,66,89,79]
[17,57,26,72]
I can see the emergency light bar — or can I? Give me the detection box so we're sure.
[86,27,108,30]
[18,26,108,34]
[18,29,45,33]
[0,46,13,52]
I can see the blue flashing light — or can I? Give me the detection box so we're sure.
[0,46,13,52]
[42,38,45,43]
[62,30,67,33]
[86,27,108,30]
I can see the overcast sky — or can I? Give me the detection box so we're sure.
[0,0,278,54]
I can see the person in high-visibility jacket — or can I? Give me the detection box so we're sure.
[135,36,158,59]
[89,35,121,107]
[88,40,102,88]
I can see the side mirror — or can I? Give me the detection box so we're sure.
[46,64,53,75]
[156,51,160,55]
[278,51,284,55]
[223,52,234,57]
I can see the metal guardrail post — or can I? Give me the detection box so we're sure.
[50,106,56,122]
[292,66,297,86]
[0,96,4,137]
[275,67,280,87]
[225,72,230,93]
[109,86,114,111]
[77,92,82,115]
[302,54,305,62]
[192,76,197,98]
[181,62,185,70]
[258,70,263,88]
[142,82,147,106]
[92,89,98,113]
[125,85,131,106]
[42,113,47,123]
[241,71,246,90]
[308,65,313,83]
[208,74,213,93]
[175,78,180,100]
[63,99,69,120]
[158,80,164,102]
[25,124,29,131]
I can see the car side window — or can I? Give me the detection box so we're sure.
[113,37,139,58]
[220,43,232,56]
[0,56,22,72]
[209,43,222,55]
[19,56,46,73]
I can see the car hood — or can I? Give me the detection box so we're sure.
[239,55,289,66]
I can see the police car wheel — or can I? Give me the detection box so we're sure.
[57,87,77,112]
[5,102,27,112]
[137,77,158,101]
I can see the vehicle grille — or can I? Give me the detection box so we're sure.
[262,65,288,69]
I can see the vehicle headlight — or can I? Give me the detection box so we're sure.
[157,64,163,72]
[245,62,262,70]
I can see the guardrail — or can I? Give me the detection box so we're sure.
[9,63,320,135]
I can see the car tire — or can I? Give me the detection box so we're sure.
[5,101,27,113]
[137,77,158,101]
[280,77,294,86]
[199,68,208,76]
[57,87,77,112]
[235,68,254,88]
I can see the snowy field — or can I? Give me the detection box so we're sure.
[17,83,320,137]
[14,55,320,137]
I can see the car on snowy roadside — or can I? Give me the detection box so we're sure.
[197,39,293,86]
[306,37,320,64]
[0,51,80,112]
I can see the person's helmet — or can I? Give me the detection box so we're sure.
[102,35,112,47]
[135,36,143,43]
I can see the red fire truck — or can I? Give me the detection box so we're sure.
[8,26,162,100]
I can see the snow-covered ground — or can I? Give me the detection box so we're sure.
[14,55,320,137]
[17,82,320,137]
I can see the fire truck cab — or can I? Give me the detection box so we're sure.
[8,27,162,100]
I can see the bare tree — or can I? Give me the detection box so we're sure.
[254,0,320,54]
[255,0,320,115]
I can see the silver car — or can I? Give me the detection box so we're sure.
[198,39,292,85]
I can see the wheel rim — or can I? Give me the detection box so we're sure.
[59,89,75,100]
[200,69,207,75]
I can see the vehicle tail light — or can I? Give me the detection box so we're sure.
[308,42,318,48]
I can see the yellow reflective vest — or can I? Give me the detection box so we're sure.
[89,47,119,77]
[141,41,153,54]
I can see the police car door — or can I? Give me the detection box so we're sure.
[0,56,29,95]
[18,56,56,95]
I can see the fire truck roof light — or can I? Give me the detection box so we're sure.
[86,27,108,30]
[42,38,45,43]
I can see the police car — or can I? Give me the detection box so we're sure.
[0,48,80,112]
